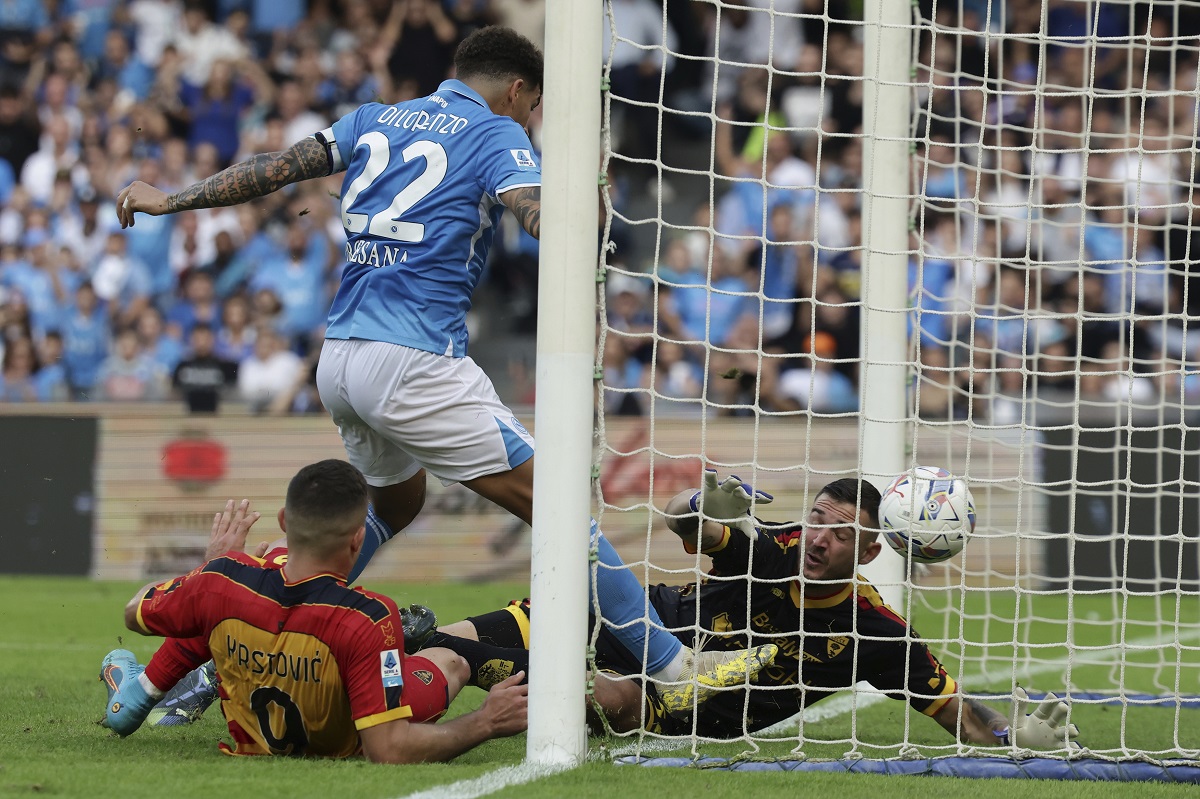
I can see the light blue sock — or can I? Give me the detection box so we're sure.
[590,520,682,674]
[348,505,396,584]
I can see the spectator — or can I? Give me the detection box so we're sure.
[92,231,153,328]
[274,79,327,151]
[33,329,68,401]
[173,321,237,413]
[379,0,458,100]
[1,235,59,338]
[61,281,109,399]
[179,58,275,166]
[492,0,546,50]
[0,334,38,401]
[93,29,155,103]
[601,330,645,416]
[0,84,40,177]
[658,243,756,348]
[237,324,304,413]
[250,287,284,331]
[769,331,857,414]
[317,51,380,121]
[603,0,678,170]
[57,185,118,272]
[166,268,222,341]
[647,339,704,415]
[19,115,77,206]
[94,326,168,401]
[214,294,256,362]
[136,306,185,374]
[605,270,654,357]
[249,219,328,341]
[173,0,248,87]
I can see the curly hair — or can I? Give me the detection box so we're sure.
[454,25,543,89]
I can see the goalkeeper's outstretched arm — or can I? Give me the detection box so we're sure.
[933,695,1010,746]
[115,136,335,227]
[934,689,1080,749]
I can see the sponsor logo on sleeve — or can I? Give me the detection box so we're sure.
[509,149,537,170]
[380,649,404,689]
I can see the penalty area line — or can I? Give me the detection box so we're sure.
[393,761,572,799]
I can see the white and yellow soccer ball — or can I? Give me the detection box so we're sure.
[879,466,976,564]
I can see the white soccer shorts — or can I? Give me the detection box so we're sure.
[316,338,535,487]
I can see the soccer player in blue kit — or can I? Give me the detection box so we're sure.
[115,26,774,718]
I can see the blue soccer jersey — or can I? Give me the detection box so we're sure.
[321,80,541,357]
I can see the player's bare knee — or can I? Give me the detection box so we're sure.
[591,672,643,733]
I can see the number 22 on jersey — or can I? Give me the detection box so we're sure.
[340,133,447,244]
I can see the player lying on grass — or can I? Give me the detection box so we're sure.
[107,460,526,761]
[416,472,1080,748]
[102,478,774,738]
[115,24,764,705]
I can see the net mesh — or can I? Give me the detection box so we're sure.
[593,0,1200,766]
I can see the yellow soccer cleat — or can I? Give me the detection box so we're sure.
[657,643,779,716]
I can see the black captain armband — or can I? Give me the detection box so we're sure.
[312,130,339,175]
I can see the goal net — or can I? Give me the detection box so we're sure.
[590,0,1200,775]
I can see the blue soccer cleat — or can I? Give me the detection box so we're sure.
[100,649,156,737]
[146,661,218,727]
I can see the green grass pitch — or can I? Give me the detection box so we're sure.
[0,576,1197,798]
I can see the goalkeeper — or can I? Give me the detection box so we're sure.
[421,471,1080,748]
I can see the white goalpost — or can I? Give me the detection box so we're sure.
[531,0,1200,780]
[527,0,600,768]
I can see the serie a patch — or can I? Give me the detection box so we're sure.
[380,649,404,688]
[509,149,537,169]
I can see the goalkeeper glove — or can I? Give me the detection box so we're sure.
[1002,686,1081,750]
[690,469,774,540]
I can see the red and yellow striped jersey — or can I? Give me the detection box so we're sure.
[134,551,410,757]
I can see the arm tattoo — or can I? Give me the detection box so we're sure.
[504,186,541,240]
[166,137,332,213]
[964,698,1009,733]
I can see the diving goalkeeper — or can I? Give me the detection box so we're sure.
[421,471,1080,748]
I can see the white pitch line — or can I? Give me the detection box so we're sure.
[394,627,1200,797]
[393,762,572,799]
[759,627,1200,736]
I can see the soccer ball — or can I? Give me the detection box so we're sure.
[879,466,976,564]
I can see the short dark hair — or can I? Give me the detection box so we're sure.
[818,478,882,531]
[454,26,543,90]
[285,460,369,554]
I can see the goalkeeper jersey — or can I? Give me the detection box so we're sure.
[643,522,958,738]
[134,551,412,757]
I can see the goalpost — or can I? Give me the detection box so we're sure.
[532,0,1200,780]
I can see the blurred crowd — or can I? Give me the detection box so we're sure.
[0,0,1197,422]
[0,0,546,410]
[600,0,1200,421]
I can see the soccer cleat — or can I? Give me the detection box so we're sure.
[657,643,779,717]
[400,604,438,654]
[146,661,218,727]
[100,649,156,736]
